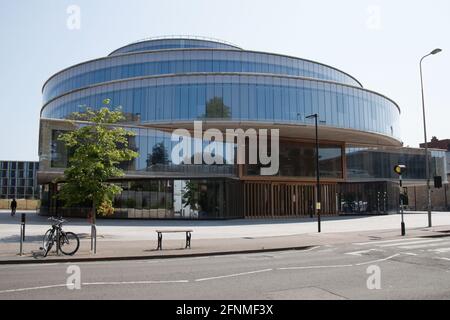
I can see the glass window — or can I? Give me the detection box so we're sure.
[196,84,206,119]
[311,81,319,116]
[248,84,257,119]
[273,85,282,121]
[179,85,189,120]
[239,83,249,120]
[304,81,313,117]
[323,84,332,124]
[223,83,232,120]
[317,82,326,121]
[264,85,274,120]
[189,84,198,119]
[231,83,240,120]
[156,85,164,120]
[281,85,289,121]
[288,87,297,121]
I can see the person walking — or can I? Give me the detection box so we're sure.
[10,198,17,217]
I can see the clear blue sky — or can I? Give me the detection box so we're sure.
[0,0,448,161]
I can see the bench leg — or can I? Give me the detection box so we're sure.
[186,232,191,249]
[157,233,162,250]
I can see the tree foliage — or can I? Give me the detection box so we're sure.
[57,100,139,216]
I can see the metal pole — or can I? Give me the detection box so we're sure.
[420,54,432,227]
[21,213,26,242]
[90,204,97,254]
[56,227,60,256]
[19,224,23,256]
[91,224,97,254]
[400,175,405,236]
[314,115,321,233]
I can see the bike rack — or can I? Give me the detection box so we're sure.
[56,228,61,256]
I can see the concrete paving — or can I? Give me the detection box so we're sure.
[1,210,450,241]
[0,210,449,263]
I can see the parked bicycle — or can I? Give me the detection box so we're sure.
[40,217,80,257]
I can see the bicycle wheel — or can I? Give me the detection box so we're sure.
[42,229,54,257]
[59,232,80,256]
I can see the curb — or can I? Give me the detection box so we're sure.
[0,245,315,265]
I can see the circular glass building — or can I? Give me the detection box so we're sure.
[38,37,446,219]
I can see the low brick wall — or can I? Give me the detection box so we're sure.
[407,184,450,211]
[0,199,40,210]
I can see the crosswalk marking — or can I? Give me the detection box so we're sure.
[435,257,450,261]
[429,247,450,253]
[354,238,421,246]
[352,237,450,256]
[379,239,445,248]
[398,241,450,250]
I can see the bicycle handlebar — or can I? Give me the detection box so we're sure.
[48,216,66,224]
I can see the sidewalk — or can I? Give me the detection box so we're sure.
[1,210,449,264]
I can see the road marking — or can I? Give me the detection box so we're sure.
[0,280,190,294]
[355,253,400,266]
[354,238,421,246]
[429,247,450,253]
[278,264,353,270]
[399,252,418,256]
[195,268,272,282]
[295,246,321,252]
[435,257,450,261]
[379,239,445,248]
[0,284,68,294]
[83,280,189,285]
[345,249,384,256]
[398,241,450,250]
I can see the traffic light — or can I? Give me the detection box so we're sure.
[394,164,406,175]
[434,176,442,188]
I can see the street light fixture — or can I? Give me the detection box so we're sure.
[306,113,322,233]
[420,48,442,228]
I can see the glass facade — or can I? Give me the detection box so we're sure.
[40,178,244,219]
[346,146,448,182]
[42,49,362,103]
[42,74,400,141]
[0,161,39,199]
[246,141,342,178]
[50,128,237,176]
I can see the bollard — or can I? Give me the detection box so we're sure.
[19,214,26,256]
[91,224,97,254]
[21,213,26,242]
[19,225,23,256]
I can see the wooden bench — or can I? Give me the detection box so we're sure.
[156,229,193,250]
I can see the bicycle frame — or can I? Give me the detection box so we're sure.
[44,219,68,255]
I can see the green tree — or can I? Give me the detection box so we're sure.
[57,100,139,222]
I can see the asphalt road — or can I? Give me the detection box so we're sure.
[1,235,450,300]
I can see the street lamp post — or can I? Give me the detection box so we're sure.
[420,48,442,228]
[306,113,321,233]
